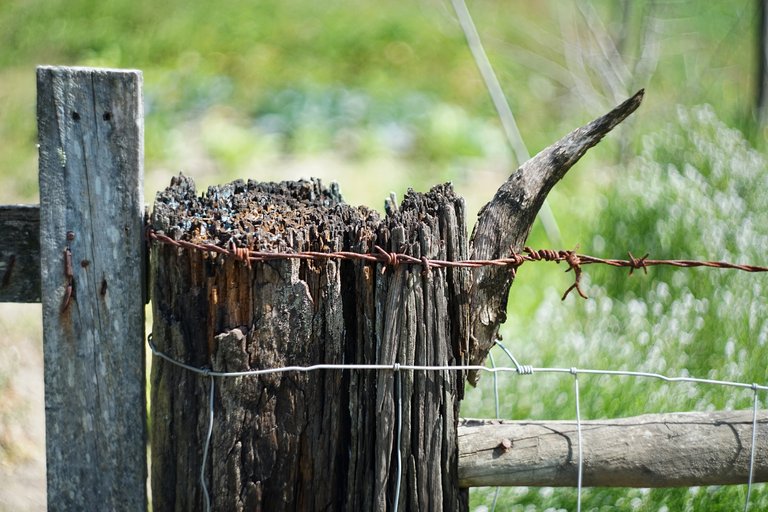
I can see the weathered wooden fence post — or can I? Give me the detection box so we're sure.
[149,179,470,511]
[37,66,147,511]
[147,93,643,510]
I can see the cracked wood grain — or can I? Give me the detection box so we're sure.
[467,90,644,384]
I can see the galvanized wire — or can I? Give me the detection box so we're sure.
[148,335,768,389]
[201,375,214,512]
[147,334,766,510]
[487,349,500,512]
[746,385,760,512]
[394,366,403,512]
[573,369,583,512]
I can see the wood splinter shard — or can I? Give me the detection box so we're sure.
[467,90,644,385]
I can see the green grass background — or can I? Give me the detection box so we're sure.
[1,0,766,509]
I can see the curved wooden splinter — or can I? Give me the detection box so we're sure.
[467,90,645,385]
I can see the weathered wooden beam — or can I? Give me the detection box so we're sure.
[458,410,768,488]
[0,205,40,302]
[37,66,147,511]
[149,178,470,511]
[467,90,644,385]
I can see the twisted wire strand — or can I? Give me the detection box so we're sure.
[147,229,768,302]
[745,386,760,512]
[572,369,583,512]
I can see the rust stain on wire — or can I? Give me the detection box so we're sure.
[146,228,768,301]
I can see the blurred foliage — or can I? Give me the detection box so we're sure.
[0,0,761,204]
[465,105,768,509]
[1,0,767,509]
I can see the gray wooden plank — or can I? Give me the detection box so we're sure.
[0,205,41,302]
[37,66,147,511]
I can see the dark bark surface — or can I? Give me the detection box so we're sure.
[0,205,40,303]
[150,177,470,511]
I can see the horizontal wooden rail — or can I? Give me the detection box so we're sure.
[458,409,768,488]
[0,205,40,303]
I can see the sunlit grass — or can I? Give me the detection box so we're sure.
[465,105,768,509]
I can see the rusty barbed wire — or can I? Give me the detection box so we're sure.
[145,228,768,300]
